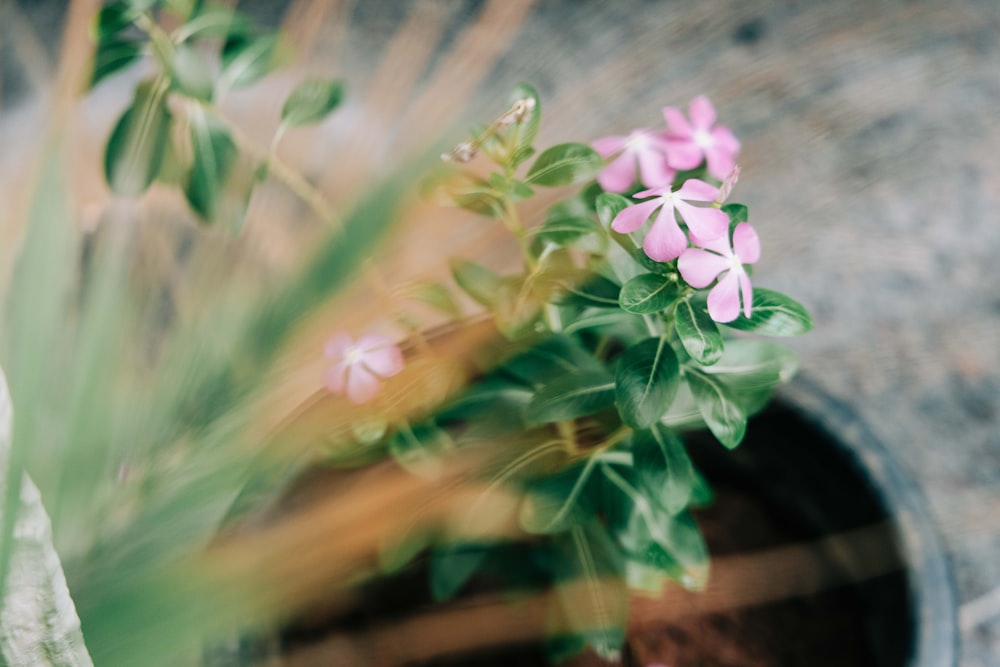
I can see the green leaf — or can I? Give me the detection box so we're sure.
[552,524,628,659]
[724,288,813,336]
[675,297,724,365]
[430,543,491,601]
[706,340,799,414]
[506,82,541,168]
[520,458,600,533]
[722,203,748,224]
[525,371,616,426]
[555,276,621,309]
[450,258,503,307]
[410,282,461,318]
[684,368,747,449]
[615,337,680,429]
[90,38,143,89]
[168,43,214,101]
[280,78,345,128]
[537,216,603,247]
[595,192,631,228]
[526,143,603,187]
[632,424,694,515]
[92,0,141,39]
[220,33,280,89]
[502,335,602,388]
[378,525,433,574]
[162,0,204,20]
[184,107,237,221]
[104,79,172,196]
[439,376,532,422]
[389,422,453,478]
[562,310,639,336]
[175,4,251,42]
[619,273,677,314]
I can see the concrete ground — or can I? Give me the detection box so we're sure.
[2,0,998,664]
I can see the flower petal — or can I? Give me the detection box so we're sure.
[363,345,405,378]
[705,146,736,181]
[662,106,692,136]
[689,96,717,130]
[674,200,729,240]
[598,152,637,193]
[592,135,627,157]
[324,332,353,359]
[711,126,740,154]
[663,139,702,170]
[678,249,730,288]
[637,148,674,188]
[346,365,380,404]
[732,222,760,264]
[357,333,393,352]
[676,178,719,202]
[324,361,348,394]
[611,199,661,233]
[738,269,753,319]
[643,209,688,262]
[707,270,741,323]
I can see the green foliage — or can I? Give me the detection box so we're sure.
[675,296,724,365]
[90,37,144,89]
[618,273,677,314]
[220,33,281,90]
[525,370,616,426]
[451,258,504,307]
[104,79,172,196]
[389,422,453,478]
[526,143,604,187]
[168,44,214,101]
[614,337,680,429]
[684,367,747,449]
[281,78,345,128]
[724,288,814,336]
[184,107,244,227]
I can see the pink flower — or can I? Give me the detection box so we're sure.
[592,129,675,193]
[663,96,740,180]
[324,332,404,404]
[678,222,761,323]
[610,179,729,262]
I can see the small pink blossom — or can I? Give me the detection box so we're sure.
[678,222,761,323]
[592,129,675,193]
[610,179,729,262]
[715,165,740,205]
[324,332,404,404]
[663,96,740,180]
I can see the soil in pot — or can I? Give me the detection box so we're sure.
[279,401,922,667]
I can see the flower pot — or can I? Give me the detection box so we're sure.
[273,375,957,667]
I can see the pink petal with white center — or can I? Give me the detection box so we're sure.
[324,361,349,394]
[357,333,394,352]
[663,140,702,170]
[689,96,717,130]
[674,200,729,241]
[611,198,661,234]
[598,153,638,193]
[738,270,754,318]
[637,149,674,188]
[324,332,353,359]
[363,345,405,378]
[643,211,688,262]
[705,147,736,181]
[634,185,671,199]
[707,270,741,323]
[676,179,720,202]
[678,249,730,288]
[662,107,692,136]
[711,126,740,154]
[346,365,380,404]
[732,223,760,264]
[592,135,627,157]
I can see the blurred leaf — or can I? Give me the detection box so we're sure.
[722,202,748,224]
[562,310,638,336]
[409,282,461,318]
[280,78,345,128]
[684,368,747,449]
[92,0,145,39]
[388,422,453,479]
[90,38,143,89]
[162,0,204,21]
[506,82,541,168]
[451,258,503,307]
[520,458,599,534]
[526,143,603,187]
[706,339,799,415]
[619,273,677,314]
[184,107,239,224]
[675,297,724,365]
[220,33,280,89]
[555,276,620,309]
[632,425,694,515]
[438,375,532,422]
[168,43,214,101]
[724,288,813,336]
[175,3,251,42]
[104,79,172,196]
[595,192,630,228]
[430,543,491,601]
[502,334,603,388]
[525,370,615,426]
[615,337,680,429]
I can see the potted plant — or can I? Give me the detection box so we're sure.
[0,2,956,665]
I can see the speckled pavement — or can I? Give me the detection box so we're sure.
[2,0,999,664]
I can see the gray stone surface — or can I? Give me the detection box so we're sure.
[2,0,998,664]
